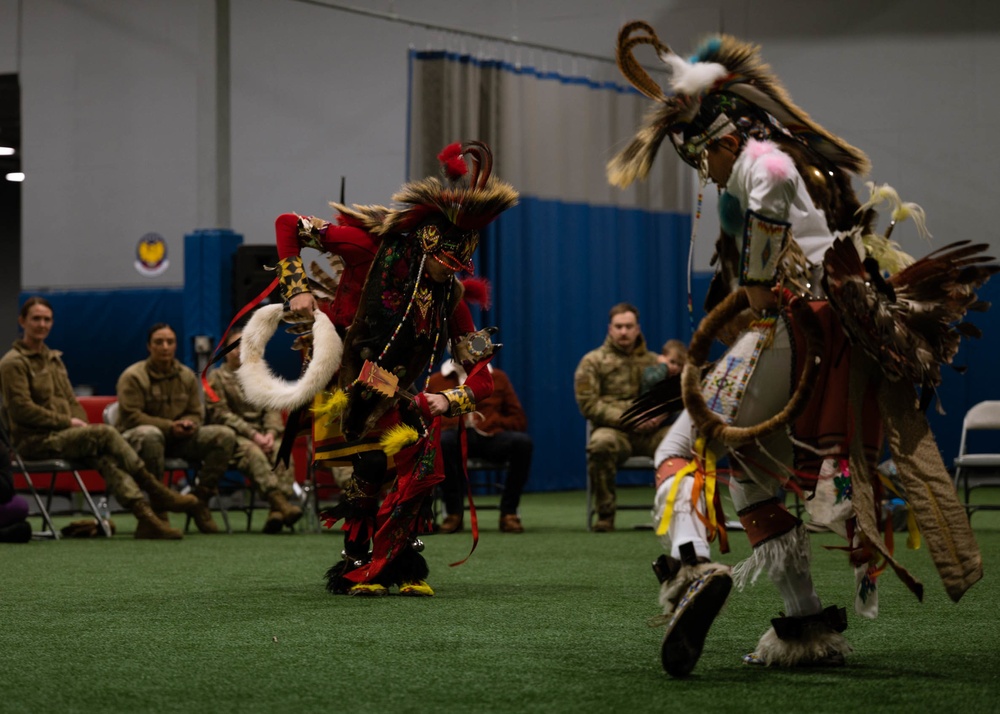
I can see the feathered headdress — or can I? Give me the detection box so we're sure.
[607,21,870,188]
[386,141,518,231]
[331,141,518,273]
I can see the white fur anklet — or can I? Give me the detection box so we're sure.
[732,523,811,590]
[744,606,851,667]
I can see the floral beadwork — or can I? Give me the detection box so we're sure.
[701,316,775,424]
[833,470,853,505]
[833,460,854,504]
[381,289,404,311]
[858,569,877,603]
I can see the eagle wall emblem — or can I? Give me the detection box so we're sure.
[135,232,169,277]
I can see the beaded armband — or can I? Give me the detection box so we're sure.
[296,214,329,252]
[278,255,308,302]
[738,209,790,287]
[441,385,476,417]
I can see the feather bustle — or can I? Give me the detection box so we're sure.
[823,237,998,388]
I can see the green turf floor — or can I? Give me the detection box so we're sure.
[2,488,999,713]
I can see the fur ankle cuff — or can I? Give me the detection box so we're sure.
[748,606,851,667]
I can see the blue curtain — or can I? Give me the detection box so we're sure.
[408,48,697,492]
[408,46,1000,494]
[476,198,692,491]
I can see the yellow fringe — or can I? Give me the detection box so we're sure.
[379,423,419,456]
[312,390,347,424]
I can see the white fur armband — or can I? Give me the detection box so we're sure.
[237,304,342,411]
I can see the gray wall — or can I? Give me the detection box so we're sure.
[5,0,1000,289]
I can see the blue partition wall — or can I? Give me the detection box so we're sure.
[17,232,1000,490]
[182,229,244,368]
[475,195,1000,491]
[475,197,694,492]
[17,287,186,396]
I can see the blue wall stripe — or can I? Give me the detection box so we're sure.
[410,49,645,94]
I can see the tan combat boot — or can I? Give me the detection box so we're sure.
[190,486,221,534]
[263,490,303,534]
[593,513,615,532]
[131,500,183,540]
[136,469,199,514]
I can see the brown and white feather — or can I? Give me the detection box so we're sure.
[824,238,998,388]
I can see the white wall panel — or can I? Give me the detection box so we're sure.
[20,0,201,289]
[0,0,19,74]
[11,0,1000,286]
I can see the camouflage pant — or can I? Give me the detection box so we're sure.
[230,434,296,497]
[19,424,146,504]
[587,425,669,517]
[122,424,235,489]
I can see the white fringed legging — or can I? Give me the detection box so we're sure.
[653,319,822,617]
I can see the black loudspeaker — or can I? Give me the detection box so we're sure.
[232,244,280,311]
[230,244,301,380]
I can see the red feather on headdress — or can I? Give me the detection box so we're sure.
[460,277,492,310]
[437,142,468,180]
[378,140,518,236]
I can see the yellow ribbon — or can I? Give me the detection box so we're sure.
[656,437,716,537]
[877,471,921,550]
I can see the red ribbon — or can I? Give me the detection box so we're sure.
[447,355,493,567]
[200,276,280,402]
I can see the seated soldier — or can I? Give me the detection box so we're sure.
[116,322,235,533]
[1,298,197,539]
[575,303,670,532]
[206,328,303,534]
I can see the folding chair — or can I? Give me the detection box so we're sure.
[215,470,257,532]
[584,421,656,530]
[1,398,111,539]
[464,457,509,511]
[9,450,112,539]
[952,400,1000,520]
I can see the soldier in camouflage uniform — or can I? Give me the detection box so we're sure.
[574,302,669,531]
[206,329,303,534]
[1,298,199,539]
[116,322,235,534]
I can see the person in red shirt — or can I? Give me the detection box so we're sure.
[427,359,532,533]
